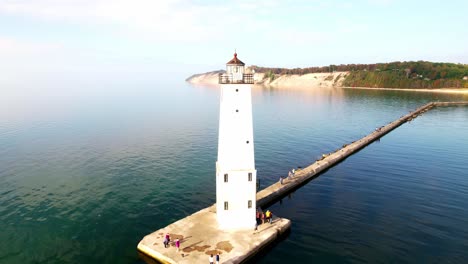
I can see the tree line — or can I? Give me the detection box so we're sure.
[250,61,468,88]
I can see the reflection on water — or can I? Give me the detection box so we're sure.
[1,82,467,263]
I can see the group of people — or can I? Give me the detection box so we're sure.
[255,208,273,230]
[164,233,221,263]
[163,233,180,252]
[279,168,296,185]
[209,253,220,264]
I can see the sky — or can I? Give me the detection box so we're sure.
[1,0,467,84]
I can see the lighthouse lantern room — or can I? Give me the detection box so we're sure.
[216,52,256,229]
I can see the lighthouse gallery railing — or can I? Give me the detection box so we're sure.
[219,73,254,84]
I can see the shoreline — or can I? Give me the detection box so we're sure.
[341,86,468,94]
[186,70,467,94]
[189,81,468,95]
[186,72,468,94]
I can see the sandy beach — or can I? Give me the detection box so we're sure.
[342,86,468,94]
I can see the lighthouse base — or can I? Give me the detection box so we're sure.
[137,205,291,264]
[216,215,257,231]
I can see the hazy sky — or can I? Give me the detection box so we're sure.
[1,0,467,83]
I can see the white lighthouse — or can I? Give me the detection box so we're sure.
[216,52,256,230]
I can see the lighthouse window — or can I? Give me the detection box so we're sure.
[224,173,228,182]
[246,141,249,144]
[236,109,239,113]
[248,200,252,209]
[224,201,229,210]
[236,89,238,92]
[248,173,252,181]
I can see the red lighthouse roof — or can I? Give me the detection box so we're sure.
[226,52,245,66]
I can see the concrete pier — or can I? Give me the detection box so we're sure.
[256,101,468,207]
[434,101,468,106]
[138,101,467,263]
[137,205,290,264]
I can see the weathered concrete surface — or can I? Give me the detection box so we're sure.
[137,205,290,264]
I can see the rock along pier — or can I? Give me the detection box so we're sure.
[137,101,467,264]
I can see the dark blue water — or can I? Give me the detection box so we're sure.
[1,82,467,263]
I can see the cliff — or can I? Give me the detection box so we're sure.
[185,70,225,86]
[186,70,348,89]
[255,71,348,88]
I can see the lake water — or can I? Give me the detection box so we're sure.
[1,81,468,264]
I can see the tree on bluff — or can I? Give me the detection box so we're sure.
[251,61,468,88]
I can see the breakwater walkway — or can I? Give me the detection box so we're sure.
[138,101,468,264]
[257,101,468,208]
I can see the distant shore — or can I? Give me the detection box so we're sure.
[186,70,348,88]
[186,70,468,93]
[342,86,468,94]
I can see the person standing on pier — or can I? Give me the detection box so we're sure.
[255,208,260,231]
[163,233,170,248]
[279,177,283,185]
[256,209,261,226]
[175,238,180,252]
[265,210,272,224]
[216,253,220,264]
[209,254,214,264]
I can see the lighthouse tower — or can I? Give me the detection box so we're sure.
[216,52,256,230]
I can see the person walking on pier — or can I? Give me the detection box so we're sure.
[255,210,259,231]
[216,253,220,264]
[163,233,170,248]
[279,177,283,185]
[265,210,272,224]
[175,238,180,252]
[209,254,214,264]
